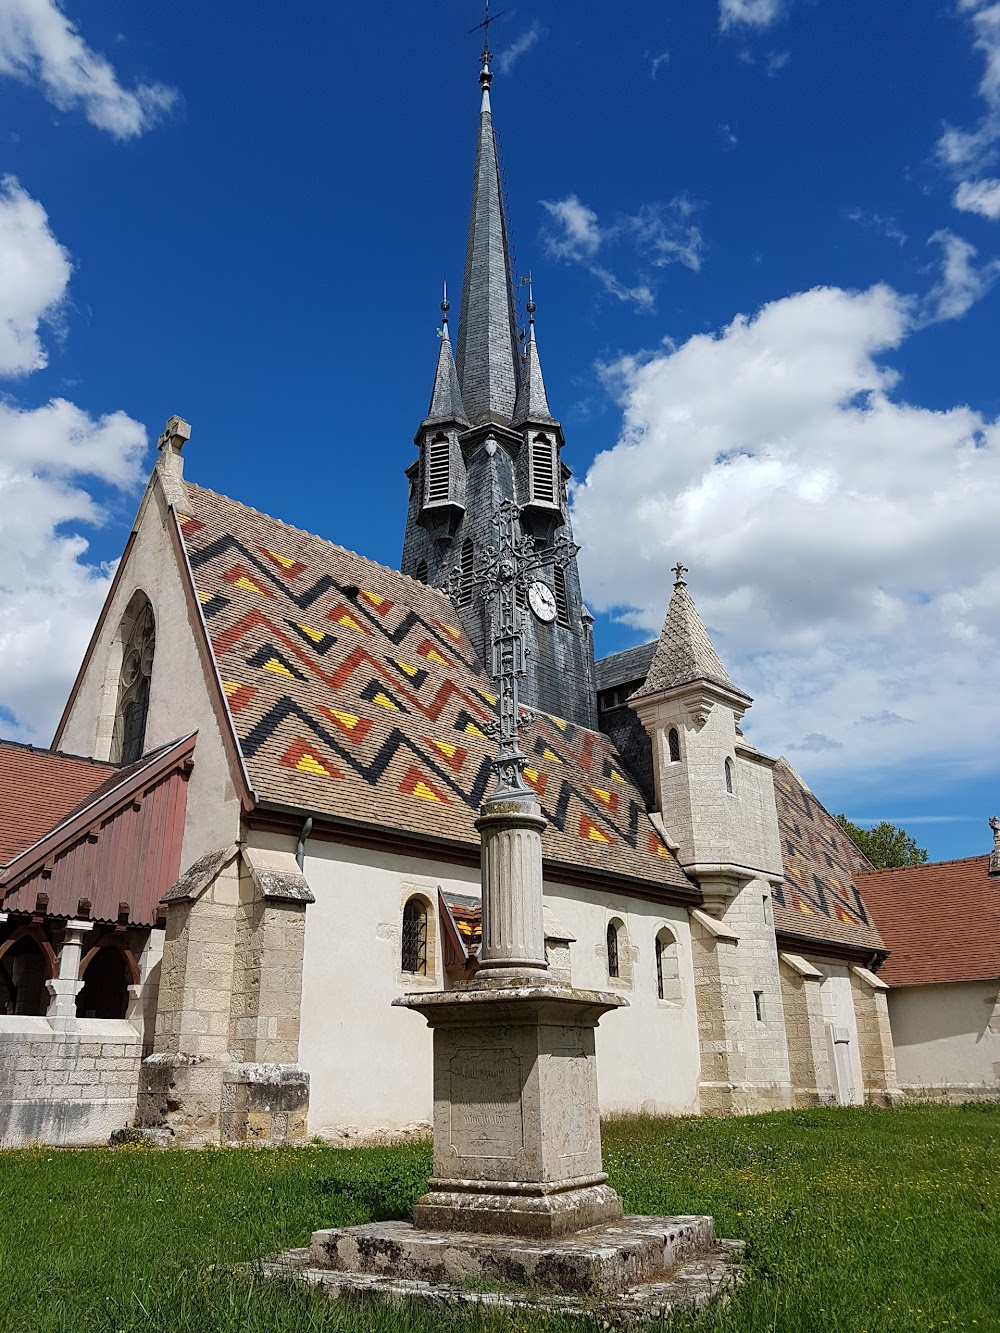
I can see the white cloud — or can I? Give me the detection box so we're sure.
[540,194,703,311]
[0,179,148,743]
[920,228,1000,323]
[649,49,670,80]
[939,2,1000,217]
[846,208,908,246]
[572,282,1000,791]
[954,176,1000,218]
[496,23,541,76]
[0,175,71,376]
[0,0,176,139]
[720,0,784,31]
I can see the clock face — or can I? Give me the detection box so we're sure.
[528,580,558,623]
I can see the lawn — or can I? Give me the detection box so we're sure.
[0,1103,997,1333]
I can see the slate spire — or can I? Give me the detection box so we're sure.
[512,292,555,426]
[454,48,521,426]
[425,283,469,426]
[631,565,748,702]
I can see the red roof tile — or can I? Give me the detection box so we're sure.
[0,743,116,864]
[859,855,1000,986]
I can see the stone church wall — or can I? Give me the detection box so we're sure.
[888,979,1000,1102]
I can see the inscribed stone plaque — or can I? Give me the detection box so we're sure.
[553,1042,593,1161]
[448,1048,522,1159]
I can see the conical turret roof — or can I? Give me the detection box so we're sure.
[512,320,555,426]
[425,320,469,427]
[631,568,748,702]
[454,56,521,426]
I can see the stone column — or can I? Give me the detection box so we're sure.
[475,796,549,976]
[46,919,94,1030]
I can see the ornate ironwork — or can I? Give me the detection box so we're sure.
[447,499,579,801]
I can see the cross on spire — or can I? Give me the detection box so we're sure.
[469,1,506,65]
[673,562,689,586]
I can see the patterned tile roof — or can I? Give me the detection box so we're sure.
[858,855,1000,986]
[0,742,116,864]
[772,758,886,955]
[179,486,691,895]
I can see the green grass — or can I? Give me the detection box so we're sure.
[0,1103,997,1333]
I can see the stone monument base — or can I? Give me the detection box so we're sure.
[262,1215,744,1322]
[412,1176,623,1238]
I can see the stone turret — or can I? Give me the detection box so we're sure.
[630,566,792,1114]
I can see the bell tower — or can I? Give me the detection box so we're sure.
[401,48,595,729]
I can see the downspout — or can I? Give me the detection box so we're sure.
[296,817,313,871]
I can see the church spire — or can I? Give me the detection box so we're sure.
[425,282,469,427]
[631,566,749,703]
[512,284,555,426]
[454,44,521,426]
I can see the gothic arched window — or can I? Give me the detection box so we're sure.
[606,921,620,979]
[655,928,682,1004]
[725,757,735,795]
[668,727,681,763]
[111,595,155,765]
[401,897,428,975]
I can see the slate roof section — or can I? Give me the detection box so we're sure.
[630,577,744,702]
[595,642,657,694]
[178,485,692,895]
[859,855,1000,986]
[454,72,521,426]
[425,323,469,427]
[512,330,554,427]
[772,758,886,956]
[0,742,117,864]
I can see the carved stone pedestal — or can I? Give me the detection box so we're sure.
[394,980,625,1238]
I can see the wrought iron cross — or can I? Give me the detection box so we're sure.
[448,499,579,801]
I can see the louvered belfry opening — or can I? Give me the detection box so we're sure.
[531,435,556,504]
[425,433,451,505]
[458,539,474,605]
[554,564,570,628]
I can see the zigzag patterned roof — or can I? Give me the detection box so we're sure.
[772,758,886,955]
[179,485,691,894]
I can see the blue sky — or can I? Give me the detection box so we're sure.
[1,1,998,861]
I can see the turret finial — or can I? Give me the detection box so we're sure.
[470,2,504,101]
[673,562,689,586]
[520,272,536,343]
[441,278,450,324]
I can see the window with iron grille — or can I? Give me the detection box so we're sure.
[607,921,620,979]
[401,898,428,975]
[553,564,570,627]
[425,434,451,505]
[531,435,556,504]
[668,727,681,763]
[458,539,474,605]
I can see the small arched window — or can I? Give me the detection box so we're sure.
[655,928,682,1004]
[414,559,428,583]
[111,594,155,765]
[401,897,428,975]
[426,433,451,505]
[668,728,681,763]
[76,947,130,1020]
[606,921,620,979]
[725,757,735,795]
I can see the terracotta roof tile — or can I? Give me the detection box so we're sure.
[179,486,692,896]
[772,758,886,955]
[859,855,1000,986]
[0,743,116,864]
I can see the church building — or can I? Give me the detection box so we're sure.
[3,49,989,1148]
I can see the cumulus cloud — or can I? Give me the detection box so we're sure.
[572,281,1000,790]
[720,0,784,30]
[0,180,148,743]
[954,176,1000,218]
[0,0,176,139]
[0,175,71,376]
[496,23,542,76]
[540,194,703,311]
[920,228,1000,323]
[938,2,1000,218]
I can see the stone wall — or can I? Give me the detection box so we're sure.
[0,1018,141,1147]
[849,968,899,1106]
[778,954,835,1107]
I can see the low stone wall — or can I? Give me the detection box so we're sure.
[0,1017,141,1147]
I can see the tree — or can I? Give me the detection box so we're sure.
[834,814,928,869]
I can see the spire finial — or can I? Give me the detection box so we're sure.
[520,272,536,342]
[441,277,450,322]
[470,3,504,98]
[673,562,689,586]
